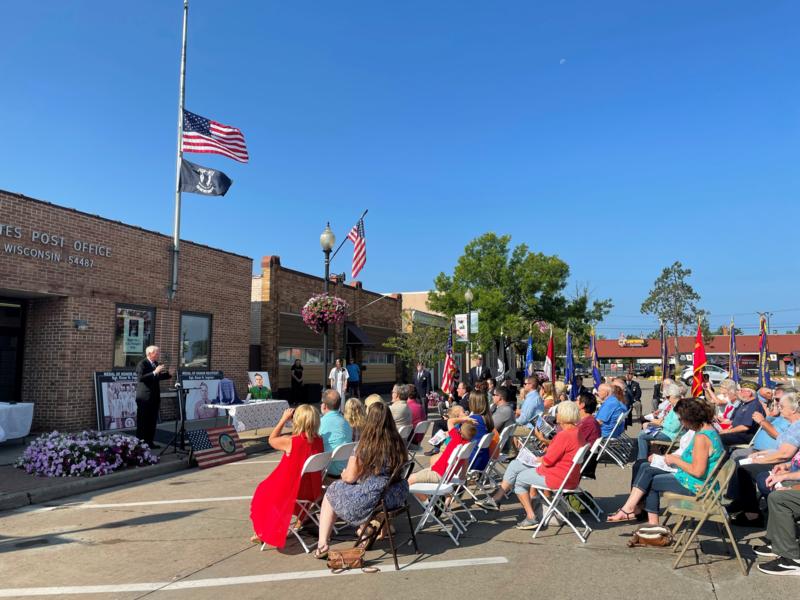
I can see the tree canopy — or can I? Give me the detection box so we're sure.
[428,233,612,353]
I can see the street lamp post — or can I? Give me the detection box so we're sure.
[320,223,336,389]
[464,288,474,381]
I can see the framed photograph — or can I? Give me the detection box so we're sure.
[178,370,224,420]
[94,371,138,431]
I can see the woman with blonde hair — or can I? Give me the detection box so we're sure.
[249,404,323,547]
[315,402,409,558]
[364,393,384,409]
[344,397,366,440]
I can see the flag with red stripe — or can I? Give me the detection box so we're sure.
[186,425,246,468]
[440,322,456,395]
[543,328,555,382]
[182,110,249,163]
[346,218,367,279]
[691,324,707,398]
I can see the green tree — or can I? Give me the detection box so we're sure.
[384,318,450,372]
[428,233,612,356]
[640,261,704,371]
[712,325,743,335]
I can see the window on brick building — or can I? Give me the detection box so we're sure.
[114,305,155,368]
[278,347,334,365]
[362,352,395,365]
[180,313,212,369]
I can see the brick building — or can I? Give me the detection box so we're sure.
[0,190,252,432]
[251,256,402,400]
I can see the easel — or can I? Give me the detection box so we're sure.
[160,384,189,456]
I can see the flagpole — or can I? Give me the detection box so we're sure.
[170,0,189,300]
[330,209,369,262]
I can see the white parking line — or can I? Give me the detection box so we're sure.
[0,557,508,597]
[224,460,281,465]
[27,496,251,512]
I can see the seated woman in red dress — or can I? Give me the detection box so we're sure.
[249,404,323,548]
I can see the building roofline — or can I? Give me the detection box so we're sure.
[2,188,252,262]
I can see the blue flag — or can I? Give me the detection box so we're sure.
[660,322,669,382]
[564,331,578,400]
[525,336,534,378]
[590,330,602,390]
[757,316,773,389]
[729,321,740,384]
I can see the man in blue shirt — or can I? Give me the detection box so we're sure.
[346,358,361,398]
[595,383,626,438]
[319,389,352,476]
[514,375,544,435]
[719,386,766,448]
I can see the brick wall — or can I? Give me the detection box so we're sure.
[1,190,252,431]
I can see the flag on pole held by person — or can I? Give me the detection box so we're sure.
[440,322,456,395]
[757,315,773,389]
[186,425,246,468]
[564,330,578,400]
[660,322,669,382]
[729,320,740,383]
[179,158,233,196]
[691,324,707,398]
[182,110,249,163]
[590,328,602,390]
[346,218,367,279]
[525,335,534,377]
[543,328,555,383]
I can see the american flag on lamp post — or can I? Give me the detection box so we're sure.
[440,322,456,396]
[347,218,367,279]
[182,110,249,163]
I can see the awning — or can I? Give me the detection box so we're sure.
[346,322,374,346]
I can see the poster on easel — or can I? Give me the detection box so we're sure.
[178,370,225,420]
[94,371,138,431]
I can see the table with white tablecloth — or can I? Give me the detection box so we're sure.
[202,400,290,433]
[0,402,35,442]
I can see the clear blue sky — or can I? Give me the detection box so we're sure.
[2,1,799,336]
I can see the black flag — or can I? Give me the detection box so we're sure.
[179,159,233,196]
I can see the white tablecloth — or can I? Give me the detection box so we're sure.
[0,402,34,442]
[203,400,290,433]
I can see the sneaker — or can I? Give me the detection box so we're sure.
[754,544,778,558]
[423,447,440,457]
[477,499,501,511]
[758,557,800,576]
[515,517,539,530]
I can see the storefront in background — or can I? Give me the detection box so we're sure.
[0,189,252,431]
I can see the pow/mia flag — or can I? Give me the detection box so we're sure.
[180,159,233,196]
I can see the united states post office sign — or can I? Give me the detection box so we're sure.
[1,223,112,268]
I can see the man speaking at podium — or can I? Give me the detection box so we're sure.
[135,345,172,448]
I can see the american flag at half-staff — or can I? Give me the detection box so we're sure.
[347,218,367,279]
[186,425,246,468]
[440,322,456,395]
[182,110,249,163]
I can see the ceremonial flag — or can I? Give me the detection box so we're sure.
[564,330,578,400]
[729,320,740,383]
[186,425,246,468]
[590,328,602,390]
[757,315,773,389]
[440,322,456,395]
[660,322,669,382]
[525,335,534,377]
[346,218,367,279]
[495,338,505,380]
[543,328,555,383]
[182,110,249,163]
[179,159,233,196]
[691,324,707,398]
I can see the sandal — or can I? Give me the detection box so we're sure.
[249,534,261,544]
[356,522,379,551]
[606,509,638,523]
[313,545,329,559]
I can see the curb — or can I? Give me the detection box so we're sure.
[0,439,273,513]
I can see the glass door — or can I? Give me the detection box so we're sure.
[0,300,25,402]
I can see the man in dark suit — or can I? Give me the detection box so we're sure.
[414,362,433,410]
[469,356,492,387]
[135,345,172,448]
[624,371,642,425]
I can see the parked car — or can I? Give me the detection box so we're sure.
[573,364,590,378]
[633,364,655,377]
[680,364,728,385]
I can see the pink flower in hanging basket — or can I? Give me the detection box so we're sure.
[301,293,349,334]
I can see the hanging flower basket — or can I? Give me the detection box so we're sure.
[302,293,349,334]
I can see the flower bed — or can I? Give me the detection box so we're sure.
[301,293,349,333]
[16,431,159,477]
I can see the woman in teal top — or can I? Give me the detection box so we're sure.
[608,398,724,526]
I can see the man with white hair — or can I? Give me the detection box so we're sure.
[636,382,683,459]
[595,383,626,438]
[135,345,172,448]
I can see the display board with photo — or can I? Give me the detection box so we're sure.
[179,370,225,420]
[246,371,272,399]
[94,371,138,431]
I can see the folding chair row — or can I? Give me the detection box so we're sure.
[593,411,632,468]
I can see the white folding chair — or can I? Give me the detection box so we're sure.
[452,433,496,518]
[531,444,593,543]
[573,438,605,522]
[261,451,331,554]
[410,441,475,546]
[407,420,431,466]
[323,441,358,480]
[484,425,515,486]
[594,411,630,468]
[397,425,414,446]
